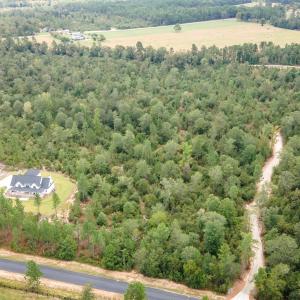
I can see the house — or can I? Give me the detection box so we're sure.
[56,29,70,35]
[7,169,55,198]
[71,32,85,40]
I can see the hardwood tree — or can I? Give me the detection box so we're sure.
[25,260,42,292]
[125,282,148,300]
[174,23,182,32]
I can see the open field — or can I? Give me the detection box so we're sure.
[33,19,300,50]
[21,171,76,216]
[33,32,58,45]
[235,1,261,7]
[81,18,300,50]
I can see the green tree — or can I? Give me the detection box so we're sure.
[57,236,77,260]
[78,174,90,201]
[239,233,253,271]
[255,265,289,300]
[216,243,239,292]
[124,282,147,300]
[25,260,42,291]
[183,260,206,288]
[203,220,225,255]
[52,192,61,218]
[80,284,95,300]
[34,194,42,216]
[173,23,182,32]
[208,165,223,193]
[265,234,298,267]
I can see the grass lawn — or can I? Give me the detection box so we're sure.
[33,32,58,45]
[21,171,76,216]
[82,18,300,50]
[86,18,238,38]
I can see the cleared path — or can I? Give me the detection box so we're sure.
[231,132,283,300]
[0,258,199,300]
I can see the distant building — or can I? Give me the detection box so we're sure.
[56,29,70,35]
[71,32,85,40]
[40,27,50,33]
[7,169,55,198]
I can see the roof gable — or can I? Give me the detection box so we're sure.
[41,177,52,189]
[25,169,41,176]
[9,170,53,194]
[11,175,42,188]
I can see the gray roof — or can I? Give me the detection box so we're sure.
[11,175,42,187]
[41,177,51,189]
[10,170,53,194]
[25,169,40,176]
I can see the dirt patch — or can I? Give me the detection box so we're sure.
[56,188,77,223]
[252,64,300,69]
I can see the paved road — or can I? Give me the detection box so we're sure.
[0,258,199,300]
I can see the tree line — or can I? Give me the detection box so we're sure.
[23,38,300,66]
[237,6,300,30]
[0,0,248,36]
[1,0,299,37]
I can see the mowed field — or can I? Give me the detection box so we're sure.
[80,18,300,50]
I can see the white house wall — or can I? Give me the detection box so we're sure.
[0,175,12,191]
[45,183,55,194]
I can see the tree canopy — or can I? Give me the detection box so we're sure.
[0,38,298,294]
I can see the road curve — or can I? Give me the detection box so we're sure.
[0,258,199,300]
[231,132,283,300]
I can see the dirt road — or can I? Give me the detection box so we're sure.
[231,132,283,300]
[252,64,300,70]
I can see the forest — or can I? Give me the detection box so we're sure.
[237,6,300,30]
[0,38,299,296]
[1,0,299,37]
[0,0,247,36]
[0,0,53,7]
